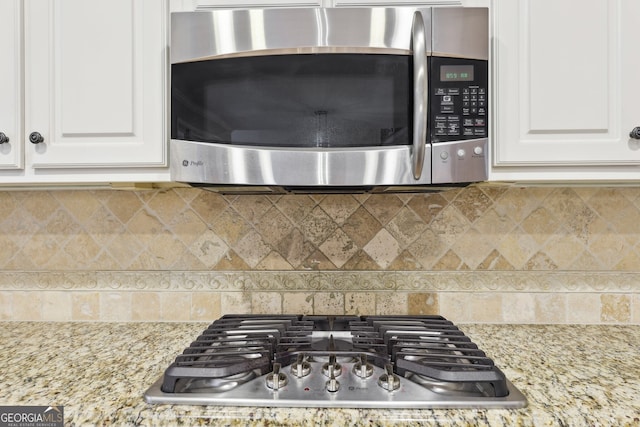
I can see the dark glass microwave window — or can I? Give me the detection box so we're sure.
[171,54,411,148]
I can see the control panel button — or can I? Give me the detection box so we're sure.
[440,151,449,160]
[474,146,483,155]
[457,149,466,158]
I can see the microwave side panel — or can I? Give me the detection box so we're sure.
[431,7,488,60]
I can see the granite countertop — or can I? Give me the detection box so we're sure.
[0,322,638,426]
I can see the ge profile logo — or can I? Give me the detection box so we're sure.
[182,159,204,167]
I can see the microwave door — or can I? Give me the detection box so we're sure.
[169,8,434,189]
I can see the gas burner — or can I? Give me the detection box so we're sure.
[145,315,527,408]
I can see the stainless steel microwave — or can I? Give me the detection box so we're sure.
[169,7,488,193]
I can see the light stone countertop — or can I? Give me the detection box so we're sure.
[0,322,639,426]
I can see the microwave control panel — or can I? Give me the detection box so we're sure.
[429,57,488,143]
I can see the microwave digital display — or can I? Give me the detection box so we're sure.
[440,65,474,82]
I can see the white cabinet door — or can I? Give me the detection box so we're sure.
[185,0,322,8]
[24,0,166,170]
[492,0,640,178]
[0,0,23,170]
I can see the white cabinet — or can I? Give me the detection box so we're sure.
[0,0,169,185]
[492,0,640,181]
[0,0,23,170]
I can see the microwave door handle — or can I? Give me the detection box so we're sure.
[411,11,428,180]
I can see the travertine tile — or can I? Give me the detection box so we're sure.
[13,291,42,321]
[220,292,252,315]
[566,293,601,324]
[132,292,161,321]
[601,294,631,323]
[376,292,407,315]
[345,292,375,315]
[283,293,313,314]
[0,292,12,320]
[319,229,358,268]
[502,293,536,323]
[314,292,344,315]
[407,293,438,315]
[534,294,566,324]
[363,229,401,269]
[160,292,191,321]
[439,293,502,323]
[71,292,100,321]
[251,292,282,314]
[191,292,221,320]
[42,291,71,321]
[100,292,131,321]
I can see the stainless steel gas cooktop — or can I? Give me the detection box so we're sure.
[144,315,527,408]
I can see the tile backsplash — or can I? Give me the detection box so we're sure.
[0,185,639,323]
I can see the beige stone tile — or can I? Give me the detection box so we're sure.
[255,251,293,270]
[601,294,631,323]
[345,292,375,315]
[433,250,467,270]
[151,233,189,270]
[477,250,514,270]
[71,292,100,321]
[146,190,188,225]
[386,207,427,247]
[42,291,71,321]
[451,228,496,269]
[502,293,536,323]
[132,292,161,321]
[566,293,600,324]
[452,186,493,223]
[407,193,448,224]
[210,210,247,248]
[407,293,438,316]
[62,235,102,268]
[299,206,338,246]
[13,292,42,321]
[375,292,406,315]
[542,235,584,269]
[318,195,360,226]
[220,292,252,315]
[341,250,380,270]
[105,233,145,269]
[254,207,295,247]
[214,249,251,270]
[588,234,629,269]
[363,229,401,269]
[429,205,471,247]
[276,229,316,269]
[497,229,539,269]
[127,209,166,245]
[274,195,317,224]
[100,292,132,321]
[229,195,273,223]
[21,191,59,222]
[104,190,143,224]
[282,293,313,315]
[342,206,382,248]
[160,292,191,321]
[362,195,404,225]
[319,229,358,268]
[0,292,13,320]
[314,292,344,315]
[407,229,448,269]
[534,294,566,324]
[251,292,282,315]
[234,230,272,268]
[632,294,640,324]
[520,207,559,245]
[439,293,502,323]
[0,237,20,267]
[170,209,209,247]
[191,293,221,320]
[0,192,17,220]
[189,191,229,225]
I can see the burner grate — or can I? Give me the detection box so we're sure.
[159,314,511,398]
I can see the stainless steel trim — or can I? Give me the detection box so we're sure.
[170,140,432,187]
[171,8,431,64]
[432,138,489,184]
[144,375,528,409]
[411,11,427,180]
